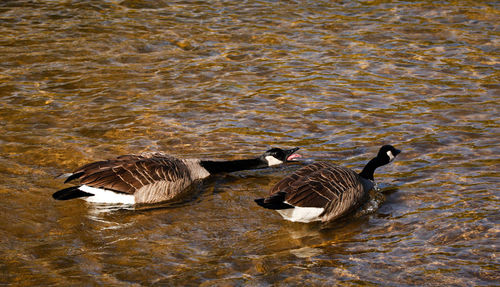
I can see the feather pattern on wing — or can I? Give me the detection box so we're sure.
[267,162,370,221]
[65,153,195,199]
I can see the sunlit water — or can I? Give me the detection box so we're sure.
[1,0,499,285]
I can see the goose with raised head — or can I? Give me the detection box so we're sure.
[53,147,301,205]
[254,145,400,223]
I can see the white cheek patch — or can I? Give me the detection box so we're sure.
[387,150,395,162]
[265,156,284,166]
[80,185,135,205]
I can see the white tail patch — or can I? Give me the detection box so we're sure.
[80,185,135,205]
[265,155,284,167]
[276,203,324,223]
[387,150,395,162]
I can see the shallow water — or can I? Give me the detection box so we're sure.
[1,0,499,285]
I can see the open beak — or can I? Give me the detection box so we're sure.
[284,147,301,161]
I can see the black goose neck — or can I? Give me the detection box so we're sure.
[358,157,383,181]
[200,158,267,174]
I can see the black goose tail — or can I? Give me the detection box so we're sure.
[52,186,93,200]
[254,192,294,210]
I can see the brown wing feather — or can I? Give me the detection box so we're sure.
[68,154,191,194]
[270,162,331,195]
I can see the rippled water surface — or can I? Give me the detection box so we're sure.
[1,0,499,285]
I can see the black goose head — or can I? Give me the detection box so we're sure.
[261,147,301,166]
[359,144,401,181]
[377,144,401,165]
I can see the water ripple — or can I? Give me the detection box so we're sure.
[0,0,499,285]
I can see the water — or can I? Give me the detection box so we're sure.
[1,0,499,285]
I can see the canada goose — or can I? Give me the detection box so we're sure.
[254,145,400,223]
[53,147,301,204]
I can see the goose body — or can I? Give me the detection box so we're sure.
[255,145,400,223]
[53,147,300,205]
